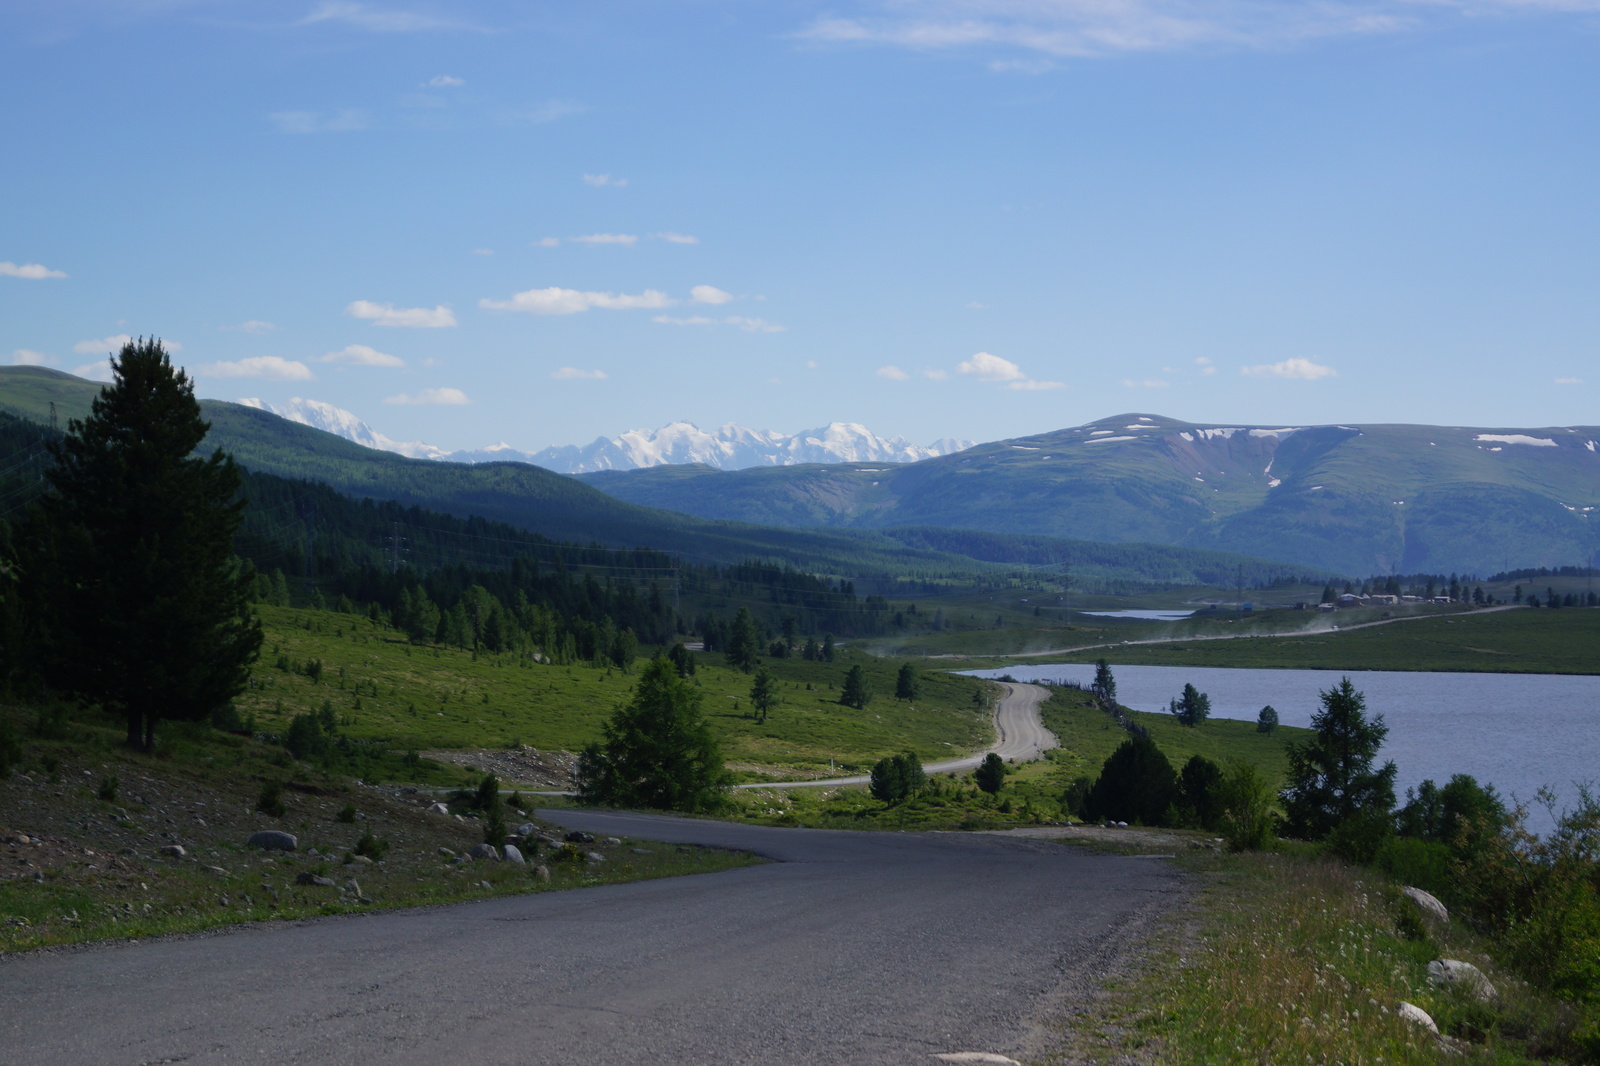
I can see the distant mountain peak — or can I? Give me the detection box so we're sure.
[233,397,974,473]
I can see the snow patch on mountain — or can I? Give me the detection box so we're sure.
[236,397,451,460]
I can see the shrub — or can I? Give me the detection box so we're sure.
[1176,754,1224,830]
[1217,761,1277,852]
[1083,734,1176,826]
[869,751,926,805]
[353,828,387,861]
[336,803,358,824]
[97,774,119,803]
[256,779,287,818]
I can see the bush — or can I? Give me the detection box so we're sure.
[353,828,387,861]
[1176,754,1224,830]
[256,779,287,818]
[284,713,329,761]
[1217,761,1277,852]
[336,803,358,824]
[974,752,1006,795]
[869,751,926,805]
[97,774,119,803]
[1084,735,1176,826]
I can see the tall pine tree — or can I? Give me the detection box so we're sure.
[28,339,261,751]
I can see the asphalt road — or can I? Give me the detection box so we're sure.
[742,681,1059,790]
[0,811,1183,1066]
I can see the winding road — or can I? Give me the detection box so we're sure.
[0,812,1183,1065]
[739,681,1058,790]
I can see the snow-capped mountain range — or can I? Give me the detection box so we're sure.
[236,397,973,473]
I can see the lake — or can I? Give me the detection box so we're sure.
[1074,609,1197,621]
[963,662,1600,827]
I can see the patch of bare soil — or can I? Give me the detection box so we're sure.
[420,746,578,791]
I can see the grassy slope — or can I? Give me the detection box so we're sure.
[244,605,991,776]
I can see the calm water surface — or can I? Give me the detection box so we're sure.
[965,663,1600,821]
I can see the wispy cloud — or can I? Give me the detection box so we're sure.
[922,368,949,380]
[690,285,734,305]
[1007,378,1065,390]
[1555,376,1583,385]
[878,365,911,380]
[534,237,561,248]
[72,361,116,383]
[10,349,52,366]
[384,386,470,405]
[572,233,638,246]
[653,315,717,326]
[955,350,1059,389]
[72,334,182,355]
[201,356,315,381]
[505,100,583,125]
[1240,357,1337,380]
[551,367,608,380]
[321,344,404,367]
[796,1,1418,59]
[1120,377,1170,388]
[269,109,369,134]
[655,232,699,244]
[301,3,478,34]
[1194,356,1217,376]
[345,300,457,328]
[480,287,673,314]
[425,74,465,88]
[1,260,67,280]
[726,316,785,333]
[582,173,628,187]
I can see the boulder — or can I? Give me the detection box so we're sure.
[1397,1001,1438,1034]
[428,802,449,815]
[345,855,373,865]
[501,844,525,864]
[467,843,500,862]
[1429,959,1497,1002]
[247,830,298,852]
[565,830,595,844]
[603,837,622,846]
[294,872,335,887]
[516,823,537,837]
[1403,887,1449,924]
[585,851,606,865]
[159,844,187,859]
[532,865,551,882]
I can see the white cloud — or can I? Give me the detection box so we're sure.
[653,315,717,326]
[806,360,819,370]
[1,261,67,280]
[345,300,457,328]
[426,74,465,88]
[1121,378,1170,388]
[1007,379,1065,391]
[878,365,910,380]
[480,287,673,314]
[691,284,735,305]
[551,367,608,380]
[1555,377,1583,385]
[472,248,493,256]
[301,3,476,33]
[572,233,638,246]
[72,361,116,383]
[922,368,949,380]
[534,237,561,248]
[72,334,182,355]
[384,386,470,405]
[582,173,628,187]
[11,349,51,365]
[269,109,369,134]
[321,344,404,367]
[957,351,1025,381]
[1240,357,1338,380]
[966,301,989,310]
[655,232,699,244]
[1194,356,1218,376]
[796,2,1415,59]
[726,316,785,333]
[202,356,315,381]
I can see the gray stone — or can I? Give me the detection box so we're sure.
[603,837,622,846]
[437,847,455,858]
[1429,959,1497,1002]
[428,802,449,815]
[532,865,551,882]
[501,844,525,864]
[247,830,298,852]
[632,848,653,855]
[205,866,228,877]
[516,823,537,837]
[1397,1001,1438,1033]
[1404,886,1449,924]
[467,843,500,862]
[159,844,186,859]
[585,851,606,864]
[294,872,335,887]
[346,855,373,865]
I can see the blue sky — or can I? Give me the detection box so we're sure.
[3,1,1596,452]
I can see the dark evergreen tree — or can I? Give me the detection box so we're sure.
[869,750,925,804]
[1176,754,1224,830]
[1091,658,1116,704]
[749,667,777,724]
[840,663,872,709]
[1256,705,1279,734]
[1280,678,1397,840]
[725,606,761,673]
[26,339,261,751]
[1083,734,1176,826]
[974,752,1007,794]
[576,655,729,812]
[667,642,696,677]
[894,662,920,700]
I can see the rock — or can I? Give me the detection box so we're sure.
[437,847,455,858]
[477,880,492,891]
[516,823,537,837]
[501,844,525,864]
[467,843,500,862]
[1429,959,1497,1002]
[533,865,551,882]
[1397,1001,1438,1033]
[159,844,186,860]
[585,851,606,865]
[428,802,449,815]
[631,848,653,855]
[565,830,595,844]
[294,872,335,887]
[346,855,373,865]
[247,830,298,852]
[603,837,622,846]
[306,847,319,857]
[1403,887,1449,924]
[205,866,228,877]
[343,879,362,896]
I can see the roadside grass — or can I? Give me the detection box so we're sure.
[1060,846,1592,1065]
[242,605,991,775]
[0,700,756,954]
